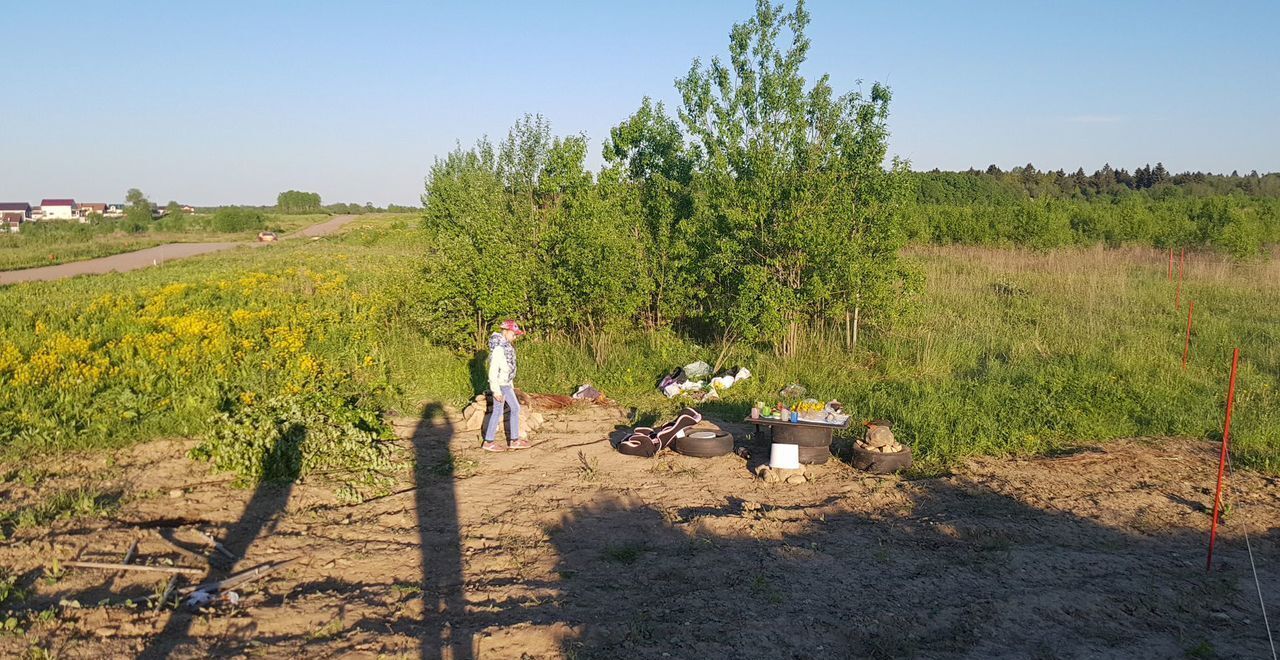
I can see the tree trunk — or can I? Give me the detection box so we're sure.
[852,305,860,348]
[654,287,663,330]
[844,310,851,351]
[711,330,737,374]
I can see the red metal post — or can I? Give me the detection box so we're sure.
[1206,348,1241,571]
[1182,301,1195,369]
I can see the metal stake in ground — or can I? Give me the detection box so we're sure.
[1206,347,1240,571]
[1182,301,1195,369]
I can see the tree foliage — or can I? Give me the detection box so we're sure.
[122,188,152,233]
[210,207,267,233]
[673,0,915,354]
[907,187,1279,257]
[277,190,322,214]
[418,0,916,356]
[419,117,645,361]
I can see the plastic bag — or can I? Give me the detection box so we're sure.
[683,361,712,380]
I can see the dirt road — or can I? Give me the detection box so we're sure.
[2,400,1277,658]
[0,215,358,285]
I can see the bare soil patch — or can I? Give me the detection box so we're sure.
[2,402,1277,658]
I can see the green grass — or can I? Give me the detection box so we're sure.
[509,244,1279,473]
[0,233,169,271]
[0,218,1276,480]
[0,487,120,537]
[0,213,330,271]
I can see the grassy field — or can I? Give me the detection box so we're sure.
[0,214,329,271]
[513,244,1280,474]
[0,214,1275,481]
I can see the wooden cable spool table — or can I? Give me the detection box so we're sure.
[744,415,851,464]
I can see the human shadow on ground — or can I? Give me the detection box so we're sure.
[538,477,1278,659]
[139,434,300,659]
[412,403,469,659]
[117,398,1277,658]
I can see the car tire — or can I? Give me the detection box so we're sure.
[674,430,734,458]
[849,445,913,474]
[797,444,832,465]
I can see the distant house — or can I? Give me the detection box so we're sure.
[0,202,30,232]
[181,205,195,213]
[40,198,78,220]
[105,203,125,218]
[79,203,107,220]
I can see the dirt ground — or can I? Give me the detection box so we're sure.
[2,400,1277,659]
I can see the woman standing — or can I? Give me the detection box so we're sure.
[482,320,529,452]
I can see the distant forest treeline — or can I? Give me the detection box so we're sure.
[905,165,1280,255]
[915,164,1280,202]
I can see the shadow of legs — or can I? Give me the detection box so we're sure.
[139,437,298,659]
[414,403,469,659]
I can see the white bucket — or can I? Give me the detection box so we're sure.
[769,443,800,470]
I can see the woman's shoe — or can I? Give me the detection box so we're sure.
[508,438,531,450]
[482,441,507,452]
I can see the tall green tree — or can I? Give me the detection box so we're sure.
[537,136,646,364]
[420,116,649,355]
[674,0,915,355]
[420,139,524,348]
[277,190,322,213]
[123,188,152,232]
[603,97,697,328]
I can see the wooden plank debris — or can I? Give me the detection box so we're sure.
[179,556,302,596]
[122,540,139,565]
[63,561,203,576]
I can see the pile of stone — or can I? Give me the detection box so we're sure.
[754,465,810,485]
[856,421,904,453]
[460,392,546,434]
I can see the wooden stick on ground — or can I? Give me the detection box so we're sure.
[115,539,141,580]
[154,529,214,564]
[63,561,203,576]
[178,557,302,596]
[122,540,139,565]
[194,529,237,560]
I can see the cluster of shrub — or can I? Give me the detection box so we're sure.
[915,164,1280,203]
[415,2,916,358]
[414,0,1278,360]
[905,168,1279,256]
[905,195,1278,257]
[275,190,420,216]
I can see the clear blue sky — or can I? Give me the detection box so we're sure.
[2,1,1277,206]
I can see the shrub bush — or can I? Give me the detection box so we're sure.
[211,208,267,233]
[191,375,397,496]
